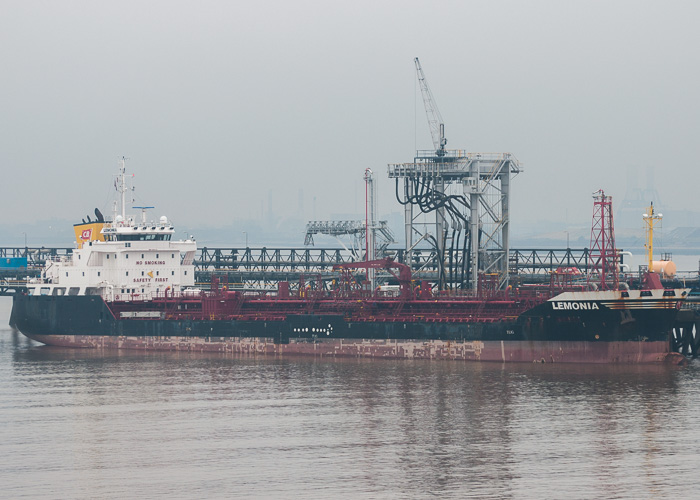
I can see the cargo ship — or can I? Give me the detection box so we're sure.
[9,166,690,364]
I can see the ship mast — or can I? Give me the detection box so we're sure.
[364,168,376,288]
[121,158,126,220]
[643,202,663,271]
[114,156,133,222]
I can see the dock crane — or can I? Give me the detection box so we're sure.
[414,57,447,156]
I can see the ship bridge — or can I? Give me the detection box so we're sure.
[102,211,175,242]
[102,222,175,242]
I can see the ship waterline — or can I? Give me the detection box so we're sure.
[21,334,685,365]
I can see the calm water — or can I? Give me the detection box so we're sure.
[2,296,700,499]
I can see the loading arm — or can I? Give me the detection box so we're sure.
[333,258,413,299]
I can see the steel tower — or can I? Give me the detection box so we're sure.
[588,190,619,291]
[388,59,521,290]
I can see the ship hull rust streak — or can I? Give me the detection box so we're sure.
[22,333,683,364]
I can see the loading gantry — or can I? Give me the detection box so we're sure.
[388,58,522,291]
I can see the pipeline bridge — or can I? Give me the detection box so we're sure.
[2,243,698,297]
[4,245,700,285]
[2,245,698,284]
[0,245,603,296]
[2,244,699,293]
[1,245,605,287]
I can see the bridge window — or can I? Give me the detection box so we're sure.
[116,234,171,241]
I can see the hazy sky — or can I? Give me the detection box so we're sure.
[2,0,699,236]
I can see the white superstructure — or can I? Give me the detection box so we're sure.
[27,160,197,300]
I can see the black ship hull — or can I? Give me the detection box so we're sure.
[10,293,685,364]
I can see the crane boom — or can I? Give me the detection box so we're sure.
[415,57,447,156]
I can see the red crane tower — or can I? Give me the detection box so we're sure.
[588,190,619,291]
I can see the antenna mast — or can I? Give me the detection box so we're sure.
[114,156,133,222]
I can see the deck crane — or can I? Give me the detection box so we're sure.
[414,57,447,156]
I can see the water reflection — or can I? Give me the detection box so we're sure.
[2,294,699,499]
